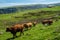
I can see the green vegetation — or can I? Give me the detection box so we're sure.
[0,6,60,40]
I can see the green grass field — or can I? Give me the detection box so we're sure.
[0,6,60,40]
[0,20,60,40]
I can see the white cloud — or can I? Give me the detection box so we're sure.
[0,3,40,8]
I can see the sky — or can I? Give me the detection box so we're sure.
[0,0,60,7]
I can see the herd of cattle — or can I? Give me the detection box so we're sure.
[6,21,37,38]
[6,18,53,39]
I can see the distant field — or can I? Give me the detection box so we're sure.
[0,6,60,40]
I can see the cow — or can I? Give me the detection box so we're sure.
[42,19,53,26]
[48,19,53,25]
[6,24,24,38]
[24,22,33,30]
[33,21,37,26]
[24,21,37,30]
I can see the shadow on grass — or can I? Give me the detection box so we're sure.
[6,37,15,40]
[6,36,21,40]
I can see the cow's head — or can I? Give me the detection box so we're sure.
[33,21,37,26]
[6,28,11,32]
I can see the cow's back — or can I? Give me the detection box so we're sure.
[11,24,24,30]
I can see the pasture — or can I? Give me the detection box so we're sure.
[0,6,60,40]
[0,20,60,40]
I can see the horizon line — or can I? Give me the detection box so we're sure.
[0,2,60,8]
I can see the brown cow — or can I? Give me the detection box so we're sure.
[6,24,24,38]
[24,22,33,30]
[24,22,37,30]
[33,21,37,26]
[42,19,53,26]
[48,19,53,25]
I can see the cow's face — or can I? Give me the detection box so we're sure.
[6,28,11,32]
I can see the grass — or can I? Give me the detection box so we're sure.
[0,6,60,21]
[0,6,60,40]
[0,20,60,40]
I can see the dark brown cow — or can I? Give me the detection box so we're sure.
[48,19,53,25]
[6,24,24,38]
[42,19,53,25]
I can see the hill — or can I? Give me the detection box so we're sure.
[49,3,60,6]
[0,5,60,40]
[0,3,60,14]
[0,4,48,14]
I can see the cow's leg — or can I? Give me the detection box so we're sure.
[24,24,28,30]
[48,22,52,25]
[26,26,29,30]
[20,29,24,36]
[42,22,45,25]
[28,25,32,30]
[33,24,35,26]
[12,32,16,38]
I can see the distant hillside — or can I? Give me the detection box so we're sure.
[0,3,60,14]
[48,3,60,7]
[0,4,48,14]
[53,3,60,6]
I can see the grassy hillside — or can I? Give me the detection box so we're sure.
[0,6,60,40]
[0,4,48,14]
[0,6,60,29]
[0,20,60,40]
[0,6,60,28]
[40,6,60,11]
[0,6,60,21]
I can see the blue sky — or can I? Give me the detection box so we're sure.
[0,0,60,7]
[0,0,60,3]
